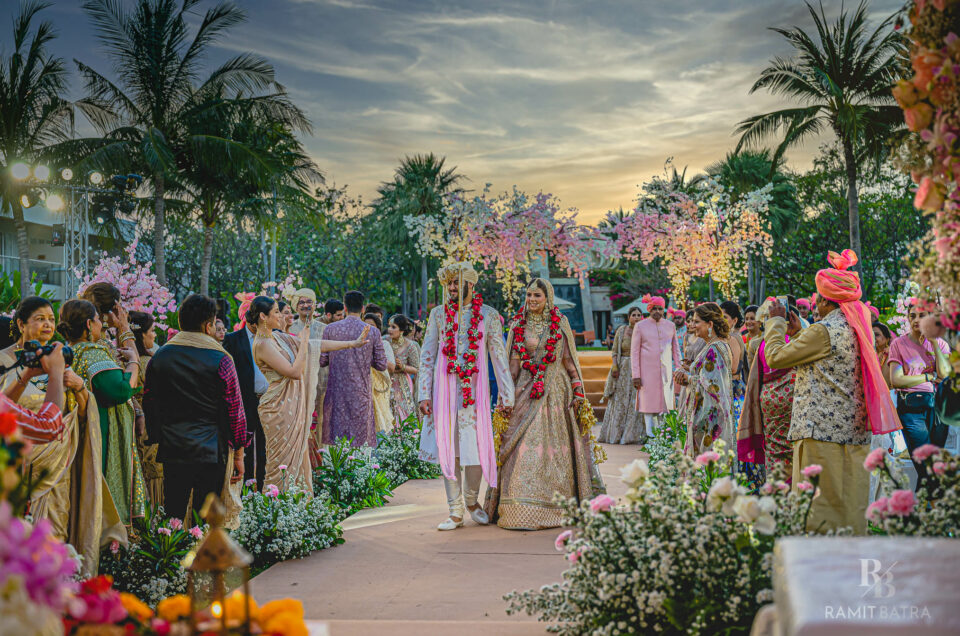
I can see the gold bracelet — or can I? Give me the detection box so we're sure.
[118,330,135,343]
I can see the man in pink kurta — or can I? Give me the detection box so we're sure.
[631,294,681,436]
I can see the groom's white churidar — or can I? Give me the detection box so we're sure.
[418,262,514,530]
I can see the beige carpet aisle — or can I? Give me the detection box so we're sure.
[250,442,643,635]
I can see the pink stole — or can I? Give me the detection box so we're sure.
[432,321,498,487]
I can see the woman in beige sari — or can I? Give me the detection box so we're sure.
[485,279,605,530]
[251,297,370,495]
[1,297,124,576]
[599,307,646,444]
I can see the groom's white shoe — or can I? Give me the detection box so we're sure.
[469,506,489,525]
[437,517,464,531]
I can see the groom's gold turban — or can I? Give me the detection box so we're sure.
[437,261,479,286]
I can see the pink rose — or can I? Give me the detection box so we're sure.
[912,444,939,462]
[694,450,721,467]
[278,464,288,471]
[567,548,583,563]
[863,447,886,471]
[866,497,889,522]
[264,484,280,498]
[903,103,934,131]
[245,479,257,488]
[796,482,813,492]
[189,526,203,539]
[555,529,573,551]
[169,518,183,530]
[372,464,381,469]
[932,461,947,476]
[887,489,916,517]
[801,464,823,478]
[109,540,120,555]
[157,527,171,536]
[915,176,945,212]
[589,494,616,513]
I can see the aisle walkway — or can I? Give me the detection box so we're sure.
[250,442,641,635]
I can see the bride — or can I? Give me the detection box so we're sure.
[484,278,605,530]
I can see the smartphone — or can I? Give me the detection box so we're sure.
[776,295,789,307]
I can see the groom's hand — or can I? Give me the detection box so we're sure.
[419,400,432,416]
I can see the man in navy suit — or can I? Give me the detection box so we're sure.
[223,312,269,489]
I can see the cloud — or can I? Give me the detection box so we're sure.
[4,0,904,225]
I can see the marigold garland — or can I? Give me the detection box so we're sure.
[442,292,484,407]
[512,306,563,399]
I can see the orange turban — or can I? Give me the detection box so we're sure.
[814,250,900,436]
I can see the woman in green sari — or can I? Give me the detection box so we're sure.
[57,299,146,526]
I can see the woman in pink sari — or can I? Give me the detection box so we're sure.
[738,300,804,484]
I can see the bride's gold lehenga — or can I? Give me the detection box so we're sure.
[485,281,605,530]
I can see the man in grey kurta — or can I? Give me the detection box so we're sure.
[320,290,387,447]
[418,262,514,531]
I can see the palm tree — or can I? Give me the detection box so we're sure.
[0,1,73,298]
[75,0,309,285]
[178,94,318,295]
[376,153,464,317]
[735,1,905,263]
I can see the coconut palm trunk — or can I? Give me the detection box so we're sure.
[842,137,863,265]
[153,173,167,285]
[200,221,215,297]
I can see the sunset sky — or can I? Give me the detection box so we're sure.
[4,0,903,224]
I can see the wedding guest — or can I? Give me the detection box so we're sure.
[365,304,386,332]
[277,300,295,333]
[676,303,734,455]
[744,304,762,366]
[144,294,248,519]
[290,289,325,339]
[59,299,147,526]
[223,299,270,490]
[323,299,345,324]
[599,307,646,445]
[386,314,420,425]
[364,313,395,433]
[1,298,114,573]
[289,289,327,463]
[888,300,951,486]
[320,291,387,447]
[129,310,162,505]
[214,318,227,343]
[873,322,893,389]
[738,300,800,483]
[763,250,900,534]
[630,294,680,437]
[721,301,747,440]
[671,308,688,354]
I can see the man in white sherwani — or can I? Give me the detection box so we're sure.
[418,262,514,531]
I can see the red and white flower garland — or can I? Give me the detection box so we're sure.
[442,292,484,407]
[511,306,563,399]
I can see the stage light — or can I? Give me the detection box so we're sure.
[46,194,65,211]
[21,194,32,208]
[61,168,74,181]
[11,163,30,180]
[89,171,103,185]
[34,165,50,181]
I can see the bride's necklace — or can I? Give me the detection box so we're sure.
[528,311,549,336]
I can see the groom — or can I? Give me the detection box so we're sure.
[418,262,514,531]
